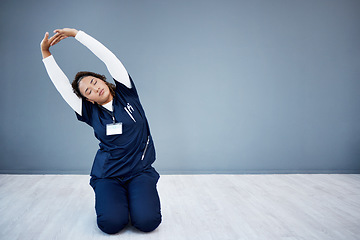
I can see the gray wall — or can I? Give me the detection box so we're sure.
[1,0,359,174]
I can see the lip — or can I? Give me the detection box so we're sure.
[99,89,104,96]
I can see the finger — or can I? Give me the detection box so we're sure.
[53,29,63,34]
[50,39,61,46]
[49,33,63,45]
[40,32,49,47]
[43,32,49,41]
[50,35,68,46]
[50,38,60,46]
[48,32,60,42]
[51,34,65,43]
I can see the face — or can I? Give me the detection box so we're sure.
[78,76,113,105]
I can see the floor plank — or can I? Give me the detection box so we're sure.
[0,174,359,240]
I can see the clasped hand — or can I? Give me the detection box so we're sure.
[40,28,79,53]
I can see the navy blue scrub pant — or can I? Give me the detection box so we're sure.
[90,168,161,234]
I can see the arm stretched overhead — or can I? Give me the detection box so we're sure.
[40,28,131,116]
[41,31,82,115]
[73,30,131,88]
[52,28,131,88]
[42,54,83,115]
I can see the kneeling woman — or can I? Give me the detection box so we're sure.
[40,28,161,234]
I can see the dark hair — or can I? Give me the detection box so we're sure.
[72,71,116,99]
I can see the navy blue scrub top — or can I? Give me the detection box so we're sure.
[76,76,156,179]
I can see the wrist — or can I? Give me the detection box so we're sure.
[42,50,51,59]
[72,29,79,37]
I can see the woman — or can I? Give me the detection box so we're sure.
[40,28,161,234]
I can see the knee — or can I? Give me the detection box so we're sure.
[132,213,162,232]
[97,214,129,234]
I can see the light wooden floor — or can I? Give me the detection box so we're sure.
[0,174,359,240]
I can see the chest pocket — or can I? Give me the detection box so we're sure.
[124,103,137,122]
[120,101,145,125]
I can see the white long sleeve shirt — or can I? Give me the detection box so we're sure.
[42,30,131,116]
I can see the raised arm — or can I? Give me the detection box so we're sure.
[52,28,131,88]
[40,32,82,115]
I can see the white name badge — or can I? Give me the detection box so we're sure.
[106,123,123,135]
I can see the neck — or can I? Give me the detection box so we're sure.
[101,94,113,106]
